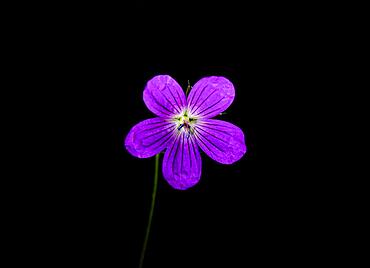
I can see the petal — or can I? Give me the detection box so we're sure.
[187,76,235,118]
[193,119,246,164]
[162,133,202,190]
[143,75,187,117]
[125,118,176,158]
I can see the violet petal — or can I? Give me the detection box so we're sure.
[143,75,187,117]
[125,118,176,158]
[162,133,202,190]
[187,76,235,118]
[194,119,246,164]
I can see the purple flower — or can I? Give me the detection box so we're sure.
[125,75,247,190]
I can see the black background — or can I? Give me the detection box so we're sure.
[17,3,341,267]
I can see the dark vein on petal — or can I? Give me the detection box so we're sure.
[164,134,177,177]
[136,122,171,135]
[166,85,182,113]
[172,134,181,180]
[194,97,225,116]
[194,128,225,153]
[166,134,177,159]
[199,123,236,132]
[189,85,208,111]
[192,130,215,157]
[146,126,176,148]
[187,135,192,170]
[196,124,234,137]
[190,136,200,171]
[141,124,175,140]
[189,136,199,171]
[195,126,229,144]
[191,89,218,115]
[199,121,237,131]
[141,120,168,127]
[175,88,185,108]
[197,107,226,118]
[148,90,174,116]
[180,134,185,181]
[160,89,181,114]
[186,84,198,107]
[198,122,232,129]
[154,129,176,149]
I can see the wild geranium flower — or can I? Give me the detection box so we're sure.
[125,75,247,190]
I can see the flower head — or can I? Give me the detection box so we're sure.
[125,75,247,190]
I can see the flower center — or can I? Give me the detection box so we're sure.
[173,110,197,136]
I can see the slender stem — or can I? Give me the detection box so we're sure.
[139,154,159,268]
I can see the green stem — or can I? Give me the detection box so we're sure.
[139,154,159,268]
